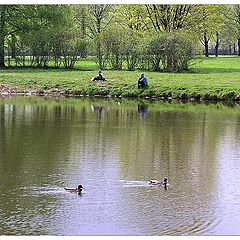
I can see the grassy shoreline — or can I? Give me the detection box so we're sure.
[1,56,240,101]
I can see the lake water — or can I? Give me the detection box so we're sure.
[1,96,240,236]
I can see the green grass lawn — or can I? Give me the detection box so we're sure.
[1,56,240,101]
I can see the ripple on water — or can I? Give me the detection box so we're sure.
[160,216,222,235]
[119,180,150,188]
[80,226,138,236]
[127,181,222,236]
[20,186,67,196]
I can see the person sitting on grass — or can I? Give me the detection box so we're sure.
[138,72,148,89]
[91,70,106,82]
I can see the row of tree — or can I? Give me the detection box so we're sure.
[0,5,240,72]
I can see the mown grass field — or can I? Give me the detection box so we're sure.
[1,56,240,101]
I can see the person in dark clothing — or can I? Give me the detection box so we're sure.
[92,70,106,81]
[138,72,148,89]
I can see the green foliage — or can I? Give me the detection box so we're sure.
[146,34,166,71]
[10,5,88,69]
[190,5,225,39]
[123,31,142,71]
[146,5,192,32]
[86,5,114,69]
[53,26,86,69]
[145,31,198,72]
[24,28,52,68]
[188,5,225,57]
[165,32,197,72]
[101,25,125,70]
[1,4,240,72]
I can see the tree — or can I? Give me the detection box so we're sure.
[189,5,224,57]
[145,31,198,72]
[0,6,6,67]
[124,32,142,71]
[0,5,70,68]
[101,24,126,70]
[112,5,150,71]
[72,5,88,57]
[222,5,240,56]
[215,31,220,57]
[114,5,150,32]
[145,5,192,32]
[86,5,113,69]
[0,6,23,67]
[146,34,166,71]
[165,32,197,71]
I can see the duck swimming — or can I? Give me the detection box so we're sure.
[64,185,84,195]
[163,178,168,189]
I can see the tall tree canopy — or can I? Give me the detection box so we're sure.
[189,5,224,57]
[0,5,69,68]
[0,4,239,72]
[88,5,113,69]
[223,5,240,56]
[145,5,192,32]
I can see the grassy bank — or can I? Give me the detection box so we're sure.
[1,56,240,101]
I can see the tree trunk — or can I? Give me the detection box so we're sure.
[96,19,103,69]
[11,34,17,59]
[229,44,232,55]
[96,38,102,69]
[0,6,6,68]
[215,32,219,57]
[233,42,236,55]
[238,38,240,56]
[204,31,209,57]
[115,53,119,70]
[81,10,86,37]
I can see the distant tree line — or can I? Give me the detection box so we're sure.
[0,4,240,72]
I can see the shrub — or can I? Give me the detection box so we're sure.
[146,34,166,71]
[145,31,198,72]
[165,32,196,72]
[124,32,141,71]
[101,26,125,70]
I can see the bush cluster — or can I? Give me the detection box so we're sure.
[98,30,198,72]
[6,27,198,72]
[147,32,197,72]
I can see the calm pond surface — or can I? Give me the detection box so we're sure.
[1,96,240,236]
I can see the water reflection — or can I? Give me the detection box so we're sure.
[91,104,106,121]
[138,103,148,120]
[1,97,240,235]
